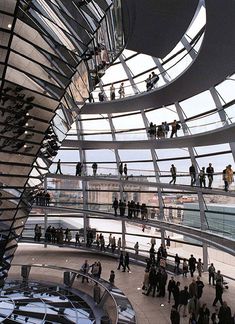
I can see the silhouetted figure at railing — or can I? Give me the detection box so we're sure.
[92,162,98,176]
[76,162,83,176]
[55,159,62,174]
[206,163,214,189]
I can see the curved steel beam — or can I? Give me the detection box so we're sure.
[31,205,235,257]
[82,0,235,114]
[62,123,235,150]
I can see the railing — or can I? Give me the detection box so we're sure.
[8,263,136,324]
[18,237,235,283]
[88,26,205,101]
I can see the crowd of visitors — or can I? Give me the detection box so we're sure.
[34,225,75,244]
[112,197,149,220]
[148,120,181,139]
[34,190,51,206]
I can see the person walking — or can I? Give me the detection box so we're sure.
[170,120,180,138]
[188,254,197,277]
[169,164,177,184]
[212,279,224,306]
[55,159,62,174]
[117,251,124,270]
[123,252,130,272]
[144,267,158,297]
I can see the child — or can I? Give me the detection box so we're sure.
[109,270,115,285]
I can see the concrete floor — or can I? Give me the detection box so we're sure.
[10,243,235,324]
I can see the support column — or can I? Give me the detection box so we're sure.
[44,177,48,248]
[210,87,235,162]
[202,243,208,272]
[141,111,166,242]
[175,102,209,266]
[122,219,126,250]
[75,119,89,244]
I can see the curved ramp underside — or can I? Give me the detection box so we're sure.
[122,0,199,58]
[82,0,235,114]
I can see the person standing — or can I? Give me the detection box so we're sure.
[76,162,82,176]
[166,236,171,249]
[189,279,197,298]
[110,83,115,100]
[197,258,203,277]
[92,162,98,176]
[169,164,177,184]
[118,82,125,98]
[134,242,139,255]
[81,260,90,283]
[167,277,176,303]
[223,166,229,192]
[189,164,196,186]
[182,259,189,277]
[188,254,197,277]
[93,283,101,304]
[124,163,128,179]
[117,237,122,252]
[170,120,179,138]
[226,164,234,190]
[196,276,204,299]
[208,263,216,285]
[199,167,206,188]
[206,163,214,188]
[109,270,115,286]
[118,162,123,176]
[55,159,62,174]
[179,286,190,318]
[112,197,119,216]
[111,236,116,253]
[174,254,180,275]
[172,281,180,309]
